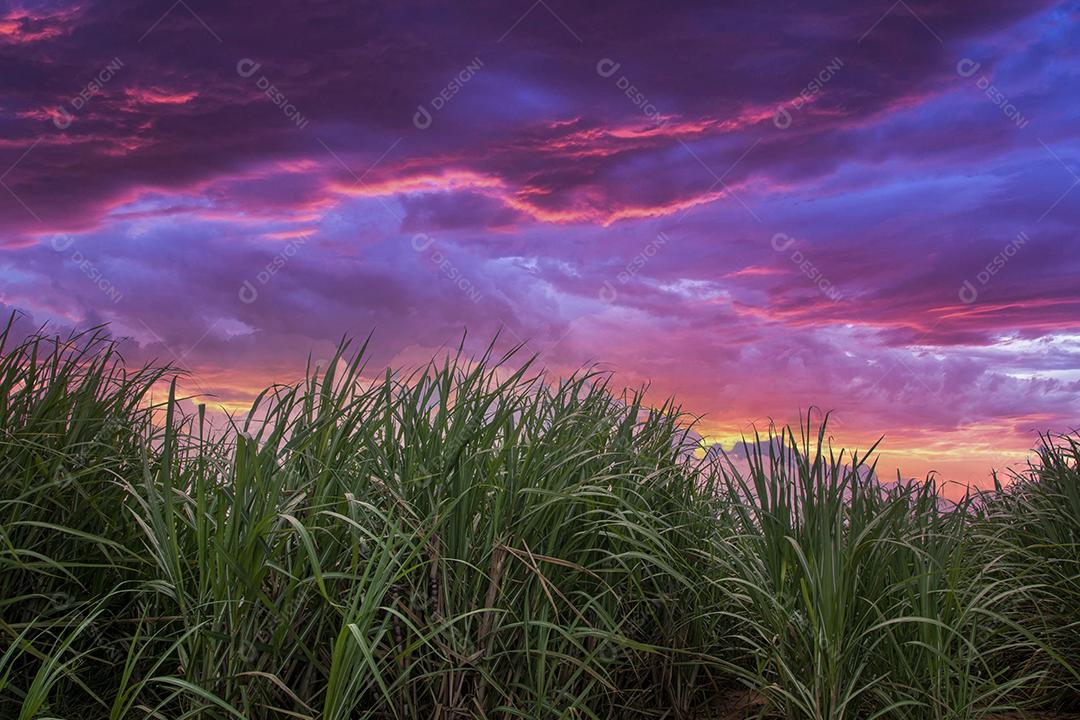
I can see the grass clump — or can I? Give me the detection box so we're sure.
[712,422,1054,720]
[0,320,1077,719]
[0,324,730,719]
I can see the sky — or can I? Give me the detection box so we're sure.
[1,0,1078,488]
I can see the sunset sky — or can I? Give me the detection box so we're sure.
[2,0,1078,487]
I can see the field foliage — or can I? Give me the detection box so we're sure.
[1,322,1077,719]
